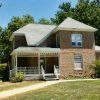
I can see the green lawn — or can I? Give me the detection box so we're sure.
[0,81,44,92]
[5,80,100,100]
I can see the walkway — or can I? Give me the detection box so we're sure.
[0,79,99,99]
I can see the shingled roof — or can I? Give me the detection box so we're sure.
[10,17,97,46]
[10,24,56,46]
[56,17,97,32]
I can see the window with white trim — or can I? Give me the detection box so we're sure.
[71,34,82,47]
[74,54,83,70]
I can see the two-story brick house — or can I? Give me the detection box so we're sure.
[10,17,97,80]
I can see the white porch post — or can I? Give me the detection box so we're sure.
[15,53,17,74]
[58,53,60,74]
[38,53,40,74]
[13,56,15,74]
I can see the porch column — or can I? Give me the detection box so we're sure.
[15,53,17,74]
[38,53,40,74]
[58,53,60,74]
[13,56,15,74]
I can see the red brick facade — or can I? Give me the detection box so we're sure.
[59,30,95,76]
[14,30,95,77]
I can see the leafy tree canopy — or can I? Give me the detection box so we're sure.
[38,18,52,25]
[51,0,100,45]
[0,14,34,63]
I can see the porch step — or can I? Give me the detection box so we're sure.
[25,75,42,80]
[44,74,59,81]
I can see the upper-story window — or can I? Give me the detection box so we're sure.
[71,33,82,47]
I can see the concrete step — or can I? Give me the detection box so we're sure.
[44,74,59,81]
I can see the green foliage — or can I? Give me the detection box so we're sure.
[10,72,24,83]
[51,0,100,45]
[51,2,74,24]
[0,63,9,81]
[90,60,100,78]
[0,14,34,63]
[38,18,52,25]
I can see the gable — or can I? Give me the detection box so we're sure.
[10,24,56,46]
[56,17,97,32]
[10,17,97,46]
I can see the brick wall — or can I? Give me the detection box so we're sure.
[14,36,27,49]
[59,30,95,77]
[95,52,100,59]
[39,34,57,48]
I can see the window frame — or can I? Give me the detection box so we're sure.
[74,54,83,70]
[71,33,83,47]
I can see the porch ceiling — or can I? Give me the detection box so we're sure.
[11,47,60,56]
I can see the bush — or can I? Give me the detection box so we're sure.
[0,63,9,81]
[90,60,100,78]
[10,72,24,83]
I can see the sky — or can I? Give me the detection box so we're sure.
[0,0,78,28]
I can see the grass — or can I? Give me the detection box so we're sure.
[5,80,100,100]
[0,80,44,92]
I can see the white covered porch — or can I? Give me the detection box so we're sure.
[10,47,60,80]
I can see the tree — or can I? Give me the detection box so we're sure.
[51,0,100,45]
[38,18,52,25]
[0,26,2,33]
[8,14,34,33]
[51,2,74,25]
[0,3,2,7]
[0,14,34,63]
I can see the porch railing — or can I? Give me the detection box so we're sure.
[41,65,45,79]
[17,67,38,75]
[55,66,60,74]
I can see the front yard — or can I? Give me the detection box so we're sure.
[5,80,100,100]
[0,81,43,92]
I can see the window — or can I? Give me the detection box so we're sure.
[71,34,82,47]
[74,54,83,70]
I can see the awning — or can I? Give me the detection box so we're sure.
[11,47,60,56]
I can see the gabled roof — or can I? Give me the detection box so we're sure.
[10,17,97,46]
[10,24,56,46]
[56,17,97,32]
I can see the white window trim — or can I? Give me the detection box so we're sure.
[71,33,83,47]
[74,54,83,70]
[74,67,82,70]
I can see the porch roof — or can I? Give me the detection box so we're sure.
[11,47,60,56]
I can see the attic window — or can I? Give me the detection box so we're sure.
[71,33,82,47]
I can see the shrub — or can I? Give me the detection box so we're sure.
[0,63,9,81]
[10,72,24,83]
[10,77,17,83]
[90,60,100,78]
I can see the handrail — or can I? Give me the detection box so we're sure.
[17,67,38,74]
[41,65,45,79]
[54,65,59,79]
